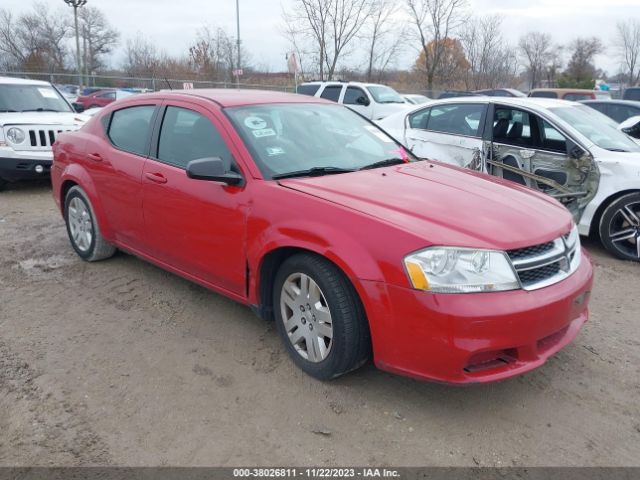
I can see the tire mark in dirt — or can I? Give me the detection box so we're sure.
[0,340,112,465]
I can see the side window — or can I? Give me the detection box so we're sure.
[563,93,591,101]
[343,87,367,105]
[296,84,321,96]
[609,104,640,123]
[493,108,533,147]
[99,91,116,100]
[320,85,343,102]
[540,120,567,153]
[108,105,156,156]
[409,107,431,129]
[157,106,233,170]
[425,104,485,136]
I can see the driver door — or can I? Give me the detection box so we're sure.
[486,104,599,220]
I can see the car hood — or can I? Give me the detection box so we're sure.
[0,111,89,126]
[279,162,572,251]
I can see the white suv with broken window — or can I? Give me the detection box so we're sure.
[0,76,87,190]
[378,97,640,262]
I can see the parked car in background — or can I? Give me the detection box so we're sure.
[403,94,431,105]
[529,88,611,101]
[438,90,479,99]
[581,99,640,124]
[296,81,410,120]
[622,87,640,101]
[74,89,134,111]
[51,89,592,384]
[0,76,87,190]
[474,88,526,97]
[378,97,640,261]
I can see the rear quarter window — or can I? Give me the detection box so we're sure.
[108,105,156,156]
[530,91,558,98]
[296,84,321,96]
[320,85,343,102]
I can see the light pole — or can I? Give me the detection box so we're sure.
[236,0,241,88]
[63,0,87,94]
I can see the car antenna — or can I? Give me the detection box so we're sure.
[164,77,172,90]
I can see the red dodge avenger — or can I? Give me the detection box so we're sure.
[51,89,593,384]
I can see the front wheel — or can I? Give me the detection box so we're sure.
[599,192,640,261]
[273,253,371,380]
[64,186,116,262]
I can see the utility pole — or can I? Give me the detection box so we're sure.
[236,0,241,89]
[63,0,87,94]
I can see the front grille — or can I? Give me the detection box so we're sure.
[507,233,580,291]
[507,241,555,261]
[517,262,561,287]
[28,128,67,147]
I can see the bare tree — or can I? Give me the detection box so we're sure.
[283,0,373,80]
[188,26,246,82]
[518,32,552,89]
[122,33,160,77]
[460,15,517,90]
[406,0,467,92]
[616,19,640,86]
[361,0,403,82]
[79,6,119,74]
[558,37,603,88]
[0,2,70,72]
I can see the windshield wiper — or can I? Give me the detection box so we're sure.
[0,109,18,112]
[359,158,408,170]
[606,148,630,152]
[21,108,63,112]
[272,166,355,180]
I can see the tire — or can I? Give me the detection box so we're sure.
[64,186,116,262]
[273,253,371,380]
[0,177,6,191]
[598,192,640,261]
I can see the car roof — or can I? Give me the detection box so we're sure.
[298,81,388,88]
[408,95,576,111]
[529,88,597,93]
[0,76,51,86]
[581,99,640,106]
[126,88,331,108]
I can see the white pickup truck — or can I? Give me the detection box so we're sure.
[0,76,88,190]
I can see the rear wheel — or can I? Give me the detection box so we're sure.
[64,186,116,262]
[599,192,640,261]
[273,253,370,380]
[0,177,6,191]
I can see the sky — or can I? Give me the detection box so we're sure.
[3,0,640,76]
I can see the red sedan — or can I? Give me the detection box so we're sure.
[74,89,134,110]
[51,89,593,384]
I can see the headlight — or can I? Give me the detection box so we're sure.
[6,127,26,144]
[404,247,520,293]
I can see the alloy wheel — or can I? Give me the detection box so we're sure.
[280,272,333,363]
[608,201,640,260]
[67,197,94,252]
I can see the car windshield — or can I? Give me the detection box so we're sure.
[550,105,640,152]
[0,83,73,112]
[366,85,405,104]
[226,103,416,179]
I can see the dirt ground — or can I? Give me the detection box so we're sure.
[0,181,638,467]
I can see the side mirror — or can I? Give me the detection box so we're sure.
[619,115,640,139]
[73,103,84,113]
[186,157,243,186]
[356,95,370,106]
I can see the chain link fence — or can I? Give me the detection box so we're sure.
[0,71,295,93]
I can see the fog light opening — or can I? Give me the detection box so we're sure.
[35,165,44,174]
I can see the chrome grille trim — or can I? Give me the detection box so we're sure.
[507,231,581,291]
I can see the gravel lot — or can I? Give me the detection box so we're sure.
[0,181,639,467]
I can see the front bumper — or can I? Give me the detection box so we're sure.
[361,250,593,385]
[0,155,52,182]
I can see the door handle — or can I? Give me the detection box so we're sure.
[87,153,102,162]
[144,172,168,184]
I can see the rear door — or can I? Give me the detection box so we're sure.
[141,100,248,295]
[341,85,371,118]
[88,102,159,248]
[404,102,488,170]
[487,103,598,220]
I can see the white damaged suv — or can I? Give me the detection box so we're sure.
[0,76,87,190]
